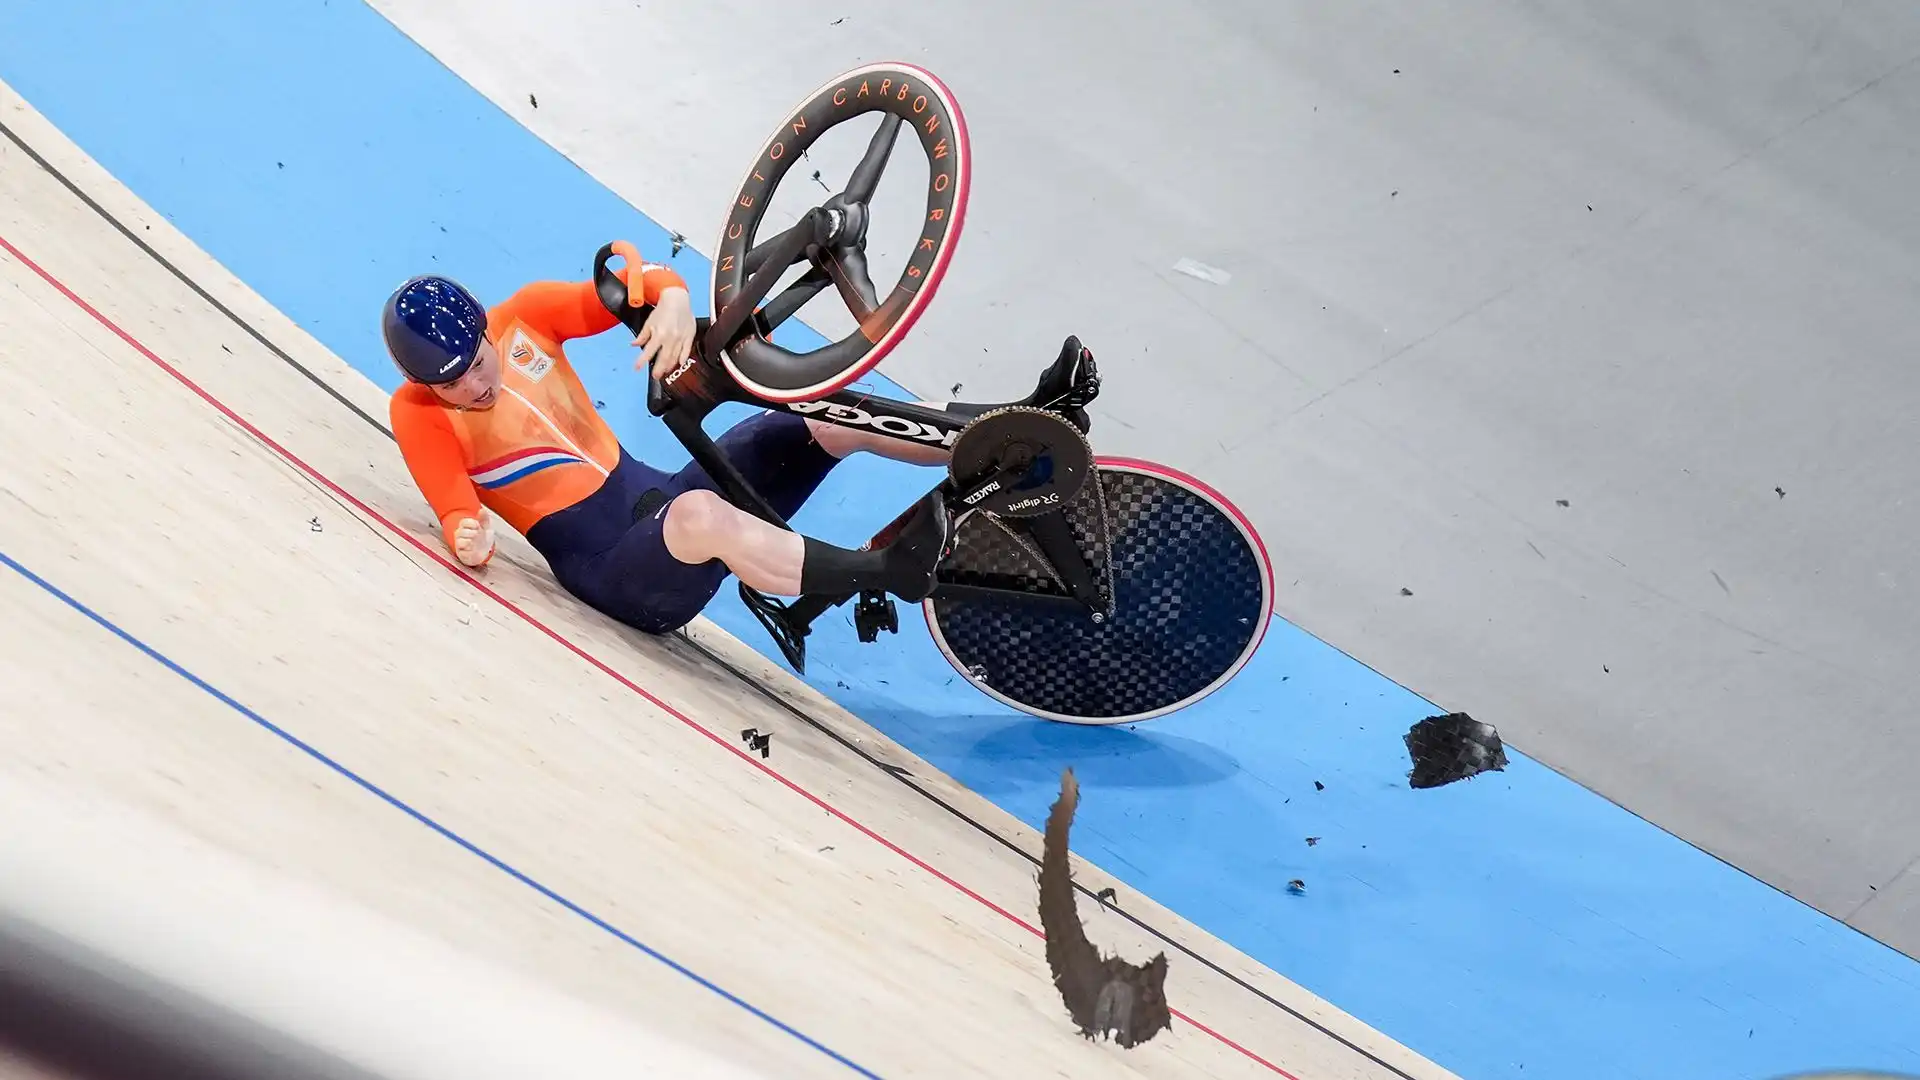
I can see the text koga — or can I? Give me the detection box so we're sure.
[786,400,959,447]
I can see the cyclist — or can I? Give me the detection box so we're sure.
[381,243,951,635]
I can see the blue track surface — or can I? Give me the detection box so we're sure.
[4,3,1918,1078]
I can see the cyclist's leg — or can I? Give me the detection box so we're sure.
[693,407,949,584]
[815,336,1097,463]
[709,409,845,518]
[553,411,946,632]
[655,486,948,603]
[538,478,945,635]
[802,402,953,466]
[526,454,731,635]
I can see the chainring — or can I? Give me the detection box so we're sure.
[948,405,1093,518]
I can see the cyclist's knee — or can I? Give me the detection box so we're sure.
[805,417,862,459]
[662,489,738,558]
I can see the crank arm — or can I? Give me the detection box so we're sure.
[952,459,1032,514]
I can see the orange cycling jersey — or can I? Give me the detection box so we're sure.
[388,257,687,558]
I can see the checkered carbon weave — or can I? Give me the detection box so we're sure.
[928,464,1266,721]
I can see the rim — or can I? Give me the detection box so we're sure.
[708,61,972,403]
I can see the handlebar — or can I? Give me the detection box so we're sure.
[592,241,681,418]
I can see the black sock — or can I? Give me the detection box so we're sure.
[799,537,891,595]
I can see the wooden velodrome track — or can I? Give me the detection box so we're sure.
[0,82,1454,1079]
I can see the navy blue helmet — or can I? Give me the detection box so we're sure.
[383,275,488,384]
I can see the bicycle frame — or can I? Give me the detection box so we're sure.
[643,327,974,528]
[592,233,1108,668]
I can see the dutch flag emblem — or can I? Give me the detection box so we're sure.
[469,447,587,489]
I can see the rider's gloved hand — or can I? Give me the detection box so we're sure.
[450,509,497,568]
[635,285,697,381]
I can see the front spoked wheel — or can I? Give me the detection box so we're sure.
[709,62,972,403]
[926,459,1276,725]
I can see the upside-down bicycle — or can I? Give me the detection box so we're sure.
[592,62,1274,725]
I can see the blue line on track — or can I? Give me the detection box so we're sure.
[0,545,883,1079]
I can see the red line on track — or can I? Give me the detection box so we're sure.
[0,229,1302,1080]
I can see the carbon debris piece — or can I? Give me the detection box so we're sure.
[1404,712,1507,788]
[1038,768,1171,1049]
[739,727,771,759]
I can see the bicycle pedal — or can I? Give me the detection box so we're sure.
[738,583,808,673]
[853,591,899,642]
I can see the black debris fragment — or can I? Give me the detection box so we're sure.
[1400,587,1413,597]
[1404,712,1507,789]
[669,230,686,256]
[1305,837,1320,847]
[1775,486,1786,498]
[529,93,539,108]
[831,15,845,23]
[1287,879,1306,894]
[1313,780,1324,791]
[1556,499,1570,507]
[220,345,232,354]
[739,727,771,759]
[1095,886,1117,907]
[308,517,322,532]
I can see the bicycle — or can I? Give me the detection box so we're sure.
[592,62,1274,725]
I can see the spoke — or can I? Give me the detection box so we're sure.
[843,113,903,204]
[713,208,826,349]
[755,267,831,333]
[744,218,817,276]
[821,245,880,323]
